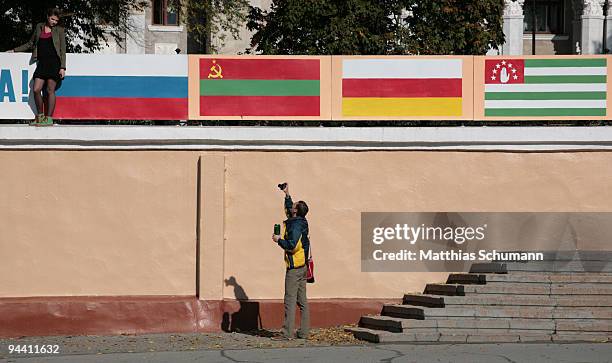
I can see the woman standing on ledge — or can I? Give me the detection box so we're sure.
[7,8,66,126]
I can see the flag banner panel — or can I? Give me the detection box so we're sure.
[3,54,611,122]
[190,55,332,120]
[0,53,188,120]
[332,56,473,120]
[475,56,611,121]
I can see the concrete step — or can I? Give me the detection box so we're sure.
[346,327,427,343]
[360,315,558,332]
[425,282,612,296]
[469,263,507,274]
[347,327,611,343]
[505,261,612,273]
[447,273,612,284]
[360,315,435,333]
[552,333,611,343]
[550,284,612,295]
[459,282,612,295]
[402,294,445,307]
[349,326,605,343]
[348,326,531,343]
[446,274,486,284]
[382,304,425,319]
[352,253,612,344]
[382,304,612,319]
[548,274,612,283]
[406,323,612,334]
[556,319,612,332]
[493,251,612,262]
[462,283,549,295]
[424,283,465,296]
[469,261,612,273]
[403,293,612,307]
[552,307,612,319]
[387,327,556,335]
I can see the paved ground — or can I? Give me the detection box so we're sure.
[2,343,612,362]
[0,332,338,357]
[0,328,360,360]
[1,330,611,362]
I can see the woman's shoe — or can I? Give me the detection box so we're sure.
[29,113,44,126]
[37,116,54,127]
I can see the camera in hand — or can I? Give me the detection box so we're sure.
[278,182,287,190]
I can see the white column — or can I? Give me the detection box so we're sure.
[126,10,146,54]
[581,0,605,54]
[572,0,584,54]
[502,0,525,55]
[605,0,612,53]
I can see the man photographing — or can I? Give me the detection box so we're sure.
[272,182,310,340]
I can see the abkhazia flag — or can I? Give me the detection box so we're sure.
[484,58,607,117]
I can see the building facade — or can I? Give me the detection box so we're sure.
[95,0,612,56]
[217,0,612,56]
[501,0,612,55]
[96,0,188,55]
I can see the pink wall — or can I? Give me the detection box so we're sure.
[2,150,611,300]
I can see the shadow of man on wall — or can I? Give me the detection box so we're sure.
[221,276,266,334]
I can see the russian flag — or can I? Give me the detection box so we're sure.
[54,54,188,120]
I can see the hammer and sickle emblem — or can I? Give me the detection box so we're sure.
[207,59,223,79]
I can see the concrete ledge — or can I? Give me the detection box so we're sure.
[2,126,612,150]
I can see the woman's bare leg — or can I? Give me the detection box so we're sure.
[32,78,45,114]
[45,79,57,116]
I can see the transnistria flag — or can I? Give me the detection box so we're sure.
[199,58,320,116]
[342,59,463,117]
[54,54,188,120]
[484,58,607,117]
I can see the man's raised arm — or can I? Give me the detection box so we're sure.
[283,184,293,218]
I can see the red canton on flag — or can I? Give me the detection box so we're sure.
[485,59,524,84]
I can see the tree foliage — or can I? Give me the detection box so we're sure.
[2,0,249,54]
[401,1,505,55]
[247,0,395,55]
[1,0,148,53]
[247,0,504,55]
[174,0,249,54]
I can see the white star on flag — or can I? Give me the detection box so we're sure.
[508,63,513,68]
[501,60,506,65]
[491,75,496,80]
[513,75,518,80]
[512,69,517,73]
[496,63,501,69]
[493,69,497,74]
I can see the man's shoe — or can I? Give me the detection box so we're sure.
[296,332,309,340]
[271,334,294,341]
[37,116,53,127]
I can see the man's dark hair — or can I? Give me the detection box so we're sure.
[296,201,309,217]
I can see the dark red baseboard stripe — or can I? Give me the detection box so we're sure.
[0,296,399,338]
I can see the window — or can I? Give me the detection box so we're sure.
[153,0,179,26]
[523,0,565,34]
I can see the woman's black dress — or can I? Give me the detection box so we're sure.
[33,31,61,82]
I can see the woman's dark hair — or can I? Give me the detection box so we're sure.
[47,8,61,18]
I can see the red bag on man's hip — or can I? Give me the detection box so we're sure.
[306,257,314,283]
